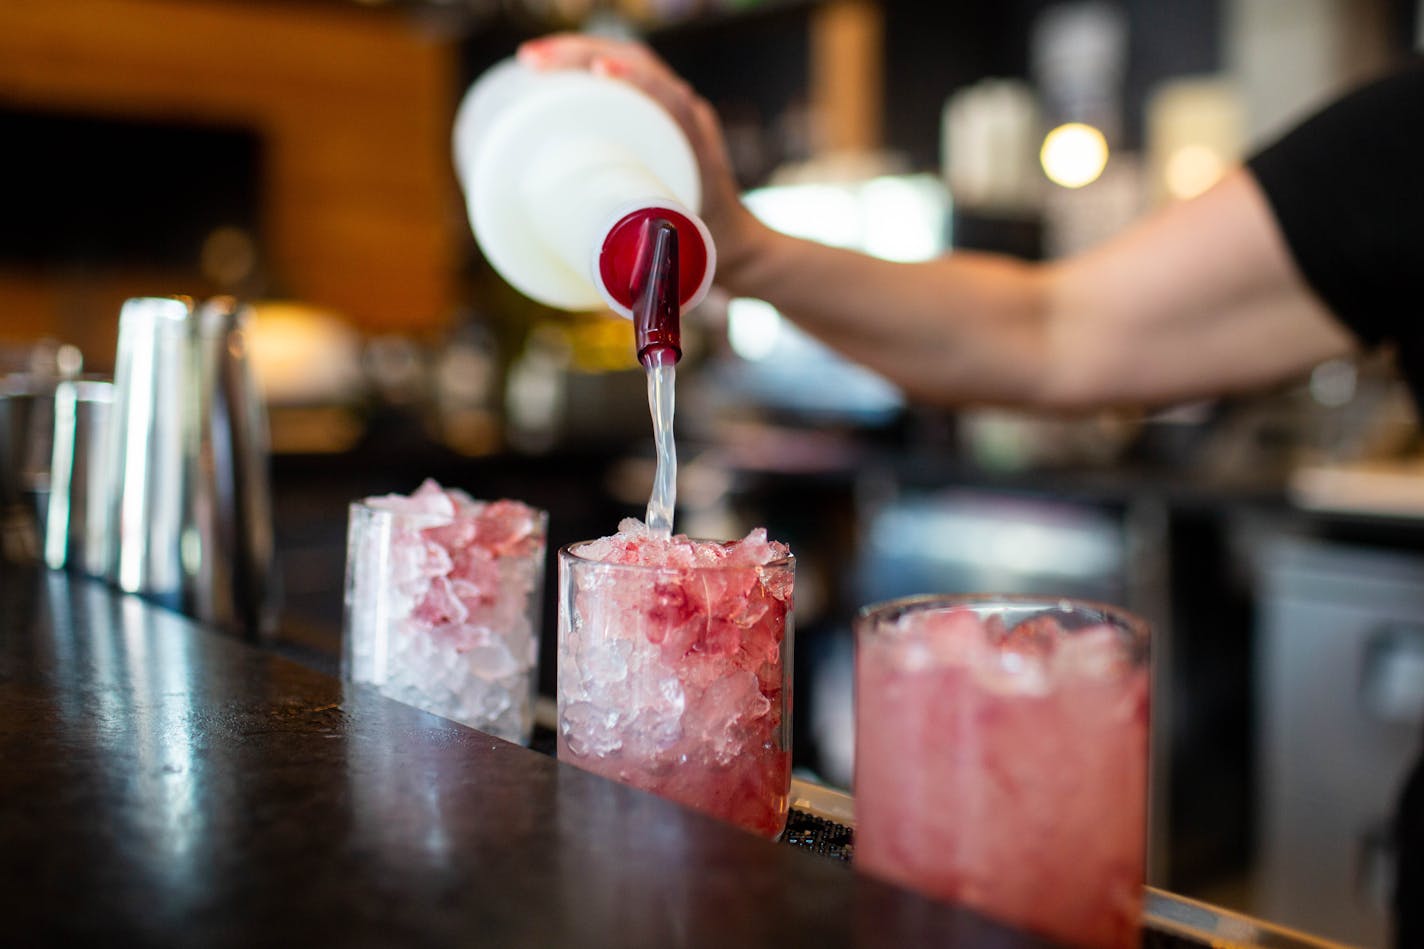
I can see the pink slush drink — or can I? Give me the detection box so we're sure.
[557,519,794,838]
[854,596,1149,948]
[344,479,547,744]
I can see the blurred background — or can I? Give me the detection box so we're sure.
[3,1,1423,943]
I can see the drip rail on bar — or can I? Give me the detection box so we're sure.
[785,778,1354,949]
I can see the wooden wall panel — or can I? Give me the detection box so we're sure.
[0,0,460,361]
[809,0,884,154]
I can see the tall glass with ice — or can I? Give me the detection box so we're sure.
[854,595,1150,949]
[343,480,547,745]
[557,521,794,838]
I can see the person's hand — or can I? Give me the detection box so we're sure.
[518,33,769,292]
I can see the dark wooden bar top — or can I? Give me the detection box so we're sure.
[0,566,1062,948]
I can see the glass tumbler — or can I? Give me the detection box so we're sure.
[854,595,1150,949]
[556,542,795,838]
[343,498,547,745]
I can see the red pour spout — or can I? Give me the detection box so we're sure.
[632,217,681,369]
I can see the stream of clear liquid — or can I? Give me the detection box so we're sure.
[645,362,676,538]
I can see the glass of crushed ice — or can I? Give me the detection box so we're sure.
[556,518,795,839]
[854,595,1150,949]
[343,479,547,745]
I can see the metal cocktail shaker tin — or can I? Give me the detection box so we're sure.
[103,295,276,637]
[44,378,115,577]
[0,375,42,564]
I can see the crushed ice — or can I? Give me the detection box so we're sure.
[346,479,545,744]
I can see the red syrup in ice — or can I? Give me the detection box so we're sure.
[558,523,794,838]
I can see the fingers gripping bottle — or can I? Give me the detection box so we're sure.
[453,59,715,368]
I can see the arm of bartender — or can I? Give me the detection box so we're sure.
[521,35,1424,947]
[519,40,1423,415]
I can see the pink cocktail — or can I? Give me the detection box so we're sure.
[557,519,794,838]
[343,479,547,745]
[854,596,1149,948]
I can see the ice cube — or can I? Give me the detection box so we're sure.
[420,538,454,578]
[562,701,624,756]
[476,499,539,554]
[477,677,514,717]
[423,517,477,554]
[722,575,770,629]
[445,484,480,511]
[698,616,743,657]
[412,576,469,630]
[657,672,687,716]
[466,640,521,680]
[572,536,615,563]
[581,635,631,685]
[980,641,1052,696]
[411,478,458,514]
[675,651,739,696]
[759,564,794,603]
[728,527,772,564]
[899,607,989,672]
[365,493,429,516]
[367,478,457,517]
[385,530,434,594]
[1052,624,1129,682]
[627,705,684,756]
[739,601,787,665]
[449,547,501,601]
[617,516,646,537]
[694,669,770,763]
[431,621,475,653]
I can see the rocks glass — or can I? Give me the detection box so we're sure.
[556,525,794,838]
[854,595,1150,949]
[343,480,546,745]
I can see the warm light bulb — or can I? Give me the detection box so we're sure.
[1040,123,1109,189]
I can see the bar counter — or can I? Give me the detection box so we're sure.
[1,566,1068,947]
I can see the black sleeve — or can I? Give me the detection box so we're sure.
[1247,57,1424,365]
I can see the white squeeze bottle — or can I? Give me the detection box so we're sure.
[453,58,716,368]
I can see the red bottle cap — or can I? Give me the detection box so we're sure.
[597,206,711,315]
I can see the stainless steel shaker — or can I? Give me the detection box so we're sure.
[103,295,276,637]
[193,296,276,637]
[44,378,115,576]
[0,375,42,564]
[0,342,82,564]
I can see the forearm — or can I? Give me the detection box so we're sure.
[716,169,1358,413]
[721,223,1055,409]
[1043,169,1358,408]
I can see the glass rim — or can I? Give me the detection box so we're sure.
[347,495,552,538]
[348,498,549,528]
[855,592,1150,643]
[0,372,113,398]
[558,539,794,573]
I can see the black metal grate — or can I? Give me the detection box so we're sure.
[782,809,854,862]
[1142,928,1208,949]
